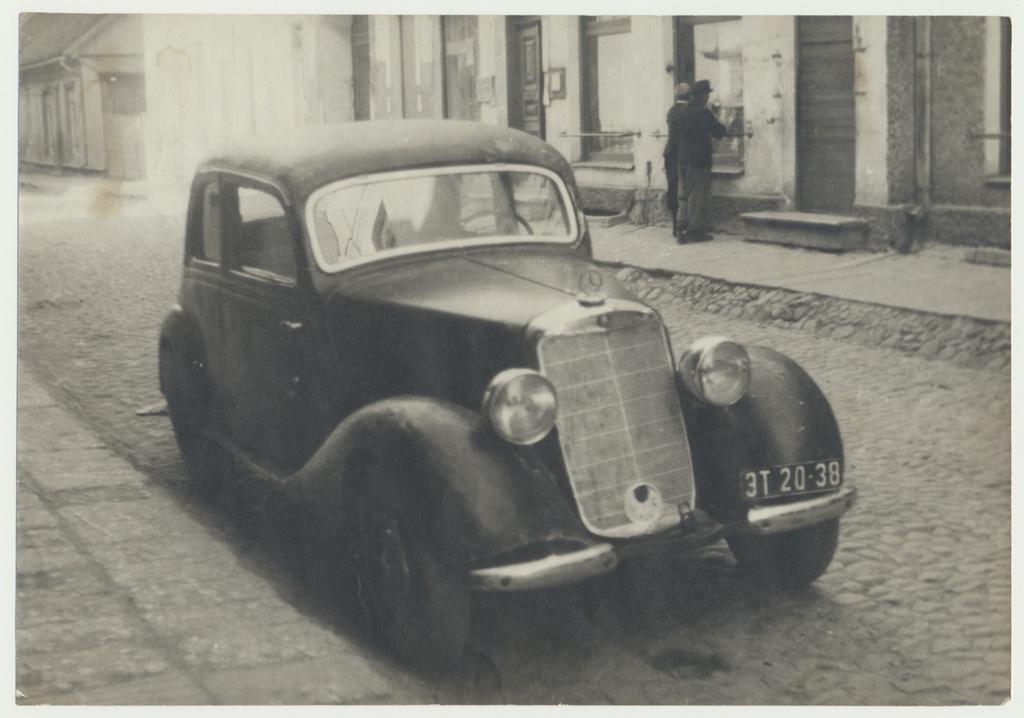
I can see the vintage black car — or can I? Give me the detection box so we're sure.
[159,120,855,664]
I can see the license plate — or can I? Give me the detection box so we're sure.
[741,460,843,500]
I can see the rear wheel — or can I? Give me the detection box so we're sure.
[160,342,229,494]
[352,464,471,668]
[727,519,840,590]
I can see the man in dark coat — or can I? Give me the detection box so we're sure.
[675,79,727,243]
[662,82,690,238]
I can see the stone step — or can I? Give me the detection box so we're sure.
[740,211,870,252]
[964,247,1011,267]
[982,177,1010,208]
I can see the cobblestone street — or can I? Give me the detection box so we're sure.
[16,204,1012,704]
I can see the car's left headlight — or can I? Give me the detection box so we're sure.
[482,368,558,445]
[678,336,751,407]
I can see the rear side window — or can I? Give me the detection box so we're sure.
[194,181,222,264]
[226,185,297,284]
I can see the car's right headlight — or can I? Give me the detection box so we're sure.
[482,368,558,445]
[678,336,751,407]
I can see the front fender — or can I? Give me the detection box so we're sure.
[276,396,592,568]
[684,345,844,523]
[158,305,208,401]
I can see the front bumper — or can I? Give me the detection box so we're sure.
[466,487,856,592]
[744,486,857,535]
[468,542,618,592]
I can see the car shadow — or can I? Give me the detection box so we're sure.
[154,450,833,700]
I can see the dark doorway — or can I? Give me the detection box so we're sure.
[507,17,544,138]
[797,16,856,213]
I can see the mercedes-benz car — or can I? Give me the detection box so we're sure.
[159,120,855,665]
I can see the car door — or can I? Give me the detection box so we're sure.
[217,176,319,469]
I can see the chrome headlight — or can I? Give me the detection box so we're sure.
[482,368,558,445]
[678,336,751,406]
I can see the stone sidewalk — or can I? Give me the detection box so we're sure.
[589,221,1011,323]
[16,371,430,705]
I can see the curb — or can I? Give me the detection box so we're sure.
[603,263,1011,372]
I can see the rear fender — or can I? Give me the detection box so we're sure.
[684,345,844,522]
[277,397,591,568]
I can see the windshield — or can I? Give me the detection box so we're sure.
[307,166,575,272]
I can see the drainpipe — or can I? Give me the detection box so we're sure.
[903,17,932,253]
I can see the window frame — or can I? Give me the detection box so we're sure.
[220,177,300,287]
[304,164,580,274]
[186,173,224,269]
[580,16,634,163]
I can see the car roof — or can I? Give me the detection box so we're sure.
[197,120,578,206]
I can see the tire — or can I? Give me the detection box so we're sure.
[351,464,471,668]
[726,519,840,590]
[160,342,229,494]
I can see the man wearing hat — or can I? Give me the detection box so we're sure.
[675,79,728,243]
[662,82,690,238]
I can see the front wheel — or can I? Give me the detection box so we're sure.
[726,519,840,590]
[352,468,471,667]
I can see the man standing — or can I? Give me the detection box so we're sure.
[676,79,727,243]
[662,82,690,239]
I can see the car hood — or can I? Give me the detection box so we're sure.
[326,247,632,324]
[323,247,637,411]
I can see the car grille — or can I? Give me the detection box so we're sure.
[538,313,696,538]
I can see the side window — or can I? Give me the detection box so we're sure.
[194,181,222,264]
[226,185,297,284]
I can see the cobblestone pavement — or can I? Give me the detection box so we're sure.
[16,205,1012,704]
[613,266,1011,372]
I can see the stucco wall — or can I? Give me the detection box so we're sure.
[885,17,916,206]
[853,16,888,207]
[541,15,584,166]
[312,16,355,125]
[143,15,359,183]
[143,15,298,181]
[930,17,987,206]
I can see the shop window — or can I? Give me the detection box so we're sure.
[443,16,480,121]
[581,16,634,163]
[675,17,744,172]
[352,16,371,121]
[401,16,440,118]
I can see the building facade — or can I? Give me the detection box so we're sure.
[19,14,147,179]
[20,14,1011,248]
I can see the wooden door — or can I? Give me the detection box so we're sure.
[797,16,856,213]
[508,17,544,138]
